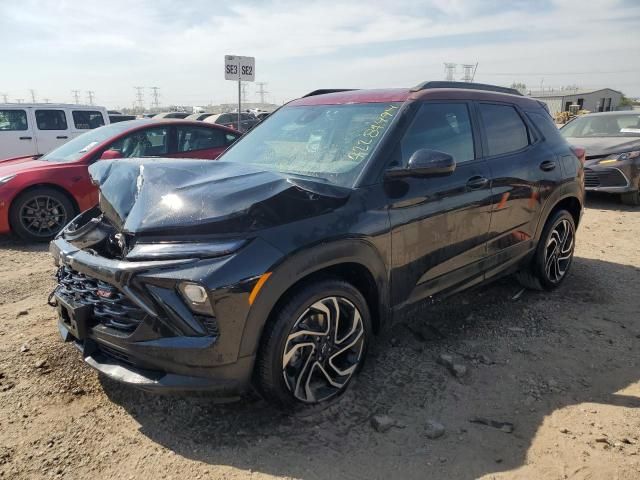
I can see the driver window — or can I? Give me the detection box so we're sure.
[105,127,169,158]
[396,103,475,167]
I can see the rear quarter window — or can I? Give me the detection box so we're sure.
[527,111,564,143]
[73,110,105,129]
[478,103,529,156]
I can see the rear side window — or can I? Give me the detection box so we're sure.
[106,127,169,157]
[0,110,28,131]
[177,126,226,152]
[527,111,564,143]
[35,110,68,130]
[398,103,475,165]
[479,104,528,156]
[72,110,105,129]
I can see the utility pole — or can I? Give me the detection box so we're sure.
[444,63,457,81]
[150,87,160,109]
[86,90,95,105]
[71,90,80,104]
[1,93,8,103]
[256,82,268,104]
[134,86,145,112]
[29,89,37,103]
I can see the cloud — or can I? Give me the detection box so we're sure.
[1,0,638,107]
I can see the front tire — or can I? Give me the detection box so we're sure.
[10,187,75,242]
[256,278,372,409]
[516,209,576,291]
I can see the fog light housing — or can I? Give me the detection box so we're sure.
[178,282,214,316]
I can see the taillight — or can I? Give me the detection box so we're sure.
[571,146,586,165]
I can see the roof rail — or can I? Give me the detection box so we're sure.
[302,89,358,98]
[410,81,522,96]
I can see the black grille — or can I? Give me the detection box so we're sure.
[57,266,146,332]
[584,168,627,188]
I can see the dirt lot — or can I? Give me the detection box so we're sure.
[0,194,639,480]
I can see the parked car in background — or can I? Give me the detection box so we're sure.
[49,82,584,408]
[0,119,240,241]
[108,114,137,123]
[184,112,216,121]
[0,104,109,159]
[153,112,190,119]
[203,112,259,132]
[561,111,640,205]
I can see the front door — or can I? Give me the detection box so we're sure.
[33,108,71,154]
[0,107,37,158]
[387,101,493,308]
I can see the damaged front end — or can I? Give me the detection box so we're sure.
[48,158,348,394]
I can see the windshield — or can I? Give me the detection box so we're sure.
[561,114,640,138]
[219,102,402,187]
[41,122,135,162]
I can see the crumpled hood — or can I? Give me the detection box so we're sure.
[89,159,350,236]
[564,136,640,158]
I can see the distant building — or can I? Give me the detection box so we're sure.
[528,88,623,115]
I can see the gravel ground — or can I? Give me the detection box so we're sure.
[0,193,639,480]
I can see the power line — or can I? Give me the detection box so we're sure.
[86,90,95,105]
[71,90,80,104]
[256,82,269,104]
[150,87,160,109]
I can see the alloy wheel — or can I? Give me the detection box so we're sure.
[282,296,365,403]
[19,195,68,238]
[544,218,574,284]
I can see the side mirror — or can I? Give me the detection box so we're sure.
[386,149,456,178]
[100,149,122,160]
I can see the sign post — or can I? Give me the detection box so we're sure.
[225,55,255,130]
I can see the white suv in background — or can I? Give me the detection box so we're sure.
[0,104,109,160]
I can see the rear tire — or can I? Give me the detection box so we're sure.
[516,209,576,291]
[621,190,640,206]
[10,187,75,242]
[256,277,372,410]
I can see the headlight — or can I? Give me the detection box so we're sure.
[0,174,16,185]
[125,239,245,260]
[599,150,640,164]
[178,282,214,316]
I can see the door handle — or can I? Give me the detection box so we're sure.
[466,176,489,189]
[540,160,556,171]
[19,136,32,140]
[56,136,68,139]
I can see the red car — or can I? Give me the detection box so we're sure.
[0,119,240,241]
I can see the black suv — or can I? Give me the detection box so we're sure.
[50,82,584,407]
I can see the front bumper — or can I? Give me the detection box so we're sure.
[584,162,639,193]
[49,236,279,394]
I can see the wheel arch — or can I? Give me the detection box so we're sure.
[238,238,390,358]
[534,191,582,243]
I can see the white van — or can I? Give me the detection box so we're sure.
[0,104,110,159]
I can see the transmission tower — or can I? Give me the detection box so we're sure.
[1,93,8,103]
[256,82,269,104]
[240,82,248,103]
[71,90,80,104]
[150,87,160,109]
[86,91,95,105]
[444,63,457,81]
[29,89,37,103]
[461,64,477,83]
[134,86,145,111]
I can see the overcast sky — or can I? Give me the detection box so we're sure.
[1,0,639,108]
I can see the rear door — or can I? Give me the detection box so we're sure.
[33,108,71,154]
[387,101,493,306]
[0,107,37,158]
[477,102,562,272]
[171,125,239,159]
